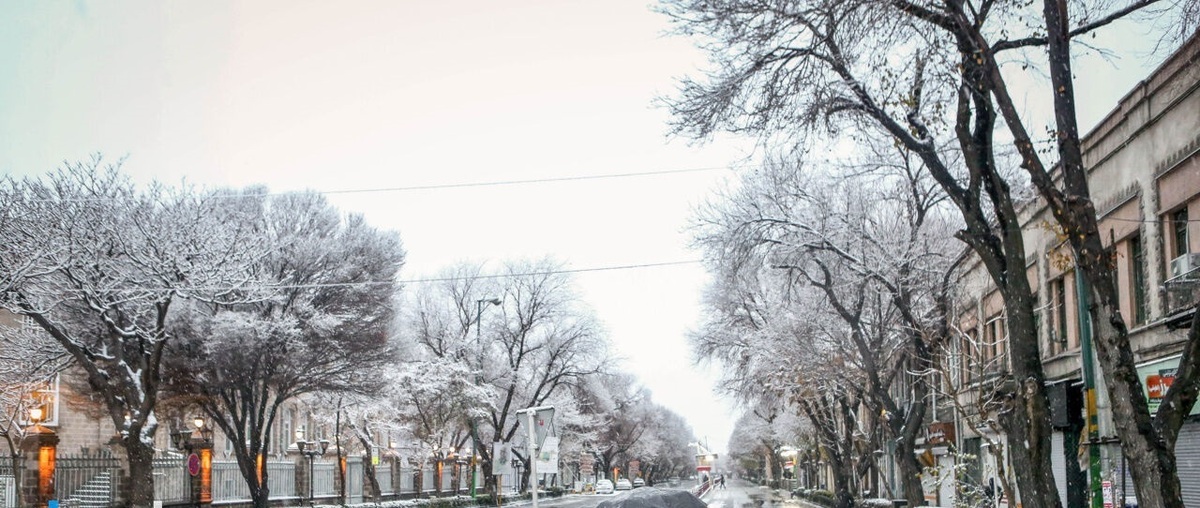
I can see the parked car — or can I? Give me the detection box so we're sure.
[616,478,633,490]
[596,479,615,494]
[668,477,681,487]
[633,478,646,488]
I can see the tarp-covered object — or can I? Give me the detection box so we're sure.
[597,487,707,508]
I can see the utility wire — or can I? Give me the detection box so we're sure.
[92,260,704,293]
[16,165,747,203]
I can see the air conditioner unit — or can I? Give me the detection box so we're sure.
[1170,253,1200,279]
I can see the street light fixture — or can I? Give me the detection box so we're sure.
[295,427,331,506]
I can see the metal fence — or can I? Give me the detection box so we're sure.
[211,459,297,503]
[1,475,15,508]
[213,460,251,502]
[312,461,337,498]
[55,453,121,507]
[153,456,191,505]
[266,460,297,499]
[400,466,416,493]
[347,458,364,504]
[4,454,445,507]
[422,467,435,493]
[377,463,394,494]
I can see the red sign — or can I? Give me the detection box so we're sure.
[187,453,201,476]
[1147,373,1174,398]
[696,465,711,472]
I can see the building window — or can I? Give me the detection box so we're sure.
[1051,278,1067,355]
[994,317,1006,361]
[1131,235,1148,325]
[960,328,976,383]
[282,409,293,454]
[1173,208,1189,258]
[1032,292,1042,346]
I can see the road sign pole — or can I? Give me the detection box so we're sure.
[527,410,538,508]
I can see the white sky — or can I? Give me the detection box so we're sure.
[0,1,1172,454]
[0,0,753,452]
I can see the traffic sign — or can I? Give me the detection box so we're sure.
[187,453,201,476]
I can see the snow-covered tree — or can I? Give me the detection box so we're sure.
[485,260,610,487]
[696,158,958,505]
[162,191,404,508]
[402,259,611,493]
[0,159,264,507]
[631,405,695,484]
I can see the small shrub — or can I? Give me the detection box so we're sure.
[857,498,893,508]
[807,489,837,508]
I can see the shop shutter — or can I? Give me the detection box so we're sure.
[1178,420,1200,508]
[1052,432,1068,508]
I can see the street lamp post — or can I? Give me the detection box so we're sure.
[171,417,214,508]
[471,297,501,498]
[511,458,524,493]
[295,428,330,506]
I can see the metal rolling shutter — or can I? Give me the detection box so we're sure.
[1052,432,1068,508]
[1179,421,1200,508]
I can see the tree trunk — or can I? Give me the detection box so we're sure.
[241,453,270,508]
[124,436,157,508]
[7,452,24,508]
[830,454,855,508]
[997,291,1062,508]
[361,454,381,501]
[894,440,924,506]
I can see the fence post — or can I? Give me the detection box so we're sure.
[21,424,57,508]
[294,452,309,505]
[391,456,400,495]
[197,442,213,506]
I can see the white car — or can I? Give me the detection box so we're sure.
[633,478,645,488]
[595,479,615,494]
[616,478,633,490]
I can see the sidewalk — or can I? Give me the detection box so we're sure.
[771,488,827,508]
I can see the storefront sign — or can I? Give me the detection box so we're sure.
[927,421,956,446]
[1138,355,1200,416]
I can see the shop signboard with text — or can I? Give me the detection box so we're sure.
[1137,355,1200,416]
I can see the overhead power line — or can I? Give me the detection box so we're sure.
[17,165,746,204]
[92,260,704,293]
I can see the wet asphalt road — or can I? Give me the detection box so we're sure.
[517,478,810,508]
